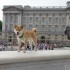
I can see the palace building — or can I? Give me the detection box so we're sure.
[2,1,70,45]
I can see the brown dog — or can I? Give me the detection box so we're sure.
[14,25,37,53]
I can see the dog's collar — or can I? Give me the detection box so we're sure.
[19,34,23,38]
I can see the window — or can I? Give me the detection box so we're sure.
[39,17,41,24]
[46,18,48,25]
[55,17,58,23]
[59,13,62,16]
[27,17,29,23]
[55,17,58,22]
[53,17,54,24]
[10,24,13,30]
[5,25,8,31]
[35,25,39,30]
[48,25,52,32]
[23,17,27,23]
[36,17,39,23]
[29,24,32,30]
[46,14,48,16]
[42,25,45,31]
[42,17,45,24]
[49,17,52,24]
[39,14,42,16]
[55,25,59,32]
[62,17,66,24]
[55,17,59,24]
[59,17,61,24]
[29,17,33,23]
[62,25,65,32]
[33,17,35,24]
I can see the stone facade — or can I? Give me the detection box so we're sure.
[2,1,70,45]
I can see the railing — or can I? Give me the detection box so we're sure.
[24,6,66,9]
[38,31,65,35]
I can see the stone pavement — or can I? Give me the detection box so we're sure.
[0,45,70,51]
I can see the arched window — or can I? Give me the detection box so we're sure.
[42,25,45,31]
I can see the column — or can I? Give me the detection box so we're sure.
[66,14,69,25]
[2,14,5,32]
[18,13,22,26]
[8,14,10,31]
[13,13,15,26]
[2,14,6,40]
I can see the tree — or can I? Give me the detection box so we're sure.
[0,20,2,31]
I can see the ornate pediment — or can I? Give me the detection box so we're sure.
[3,6,23,11]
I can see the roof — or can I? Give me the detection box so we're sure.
[3,5,23,11]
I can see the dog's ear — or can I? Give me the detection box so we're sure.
[21,26,23,29]
[14,25,17,28]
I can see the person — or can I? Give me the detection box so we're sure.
[2,43,8,51]
[4,43,7,47]
[27,43,31,50]
[50,43,54,50]
[45,44,47,50]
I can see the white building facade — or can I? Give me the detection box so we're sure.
[2,1,70,45]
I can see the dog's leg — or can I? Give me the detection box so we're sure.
[30,42,33,51]
[29,40,33,51]
[33,41,37,51]
[18,42,21,52]
[33,37,37,51]
[35,43,37,51]
[23,41,27,53]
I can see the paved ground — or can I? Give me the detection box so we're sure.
[0,45,70,51]
[54,47,70,50]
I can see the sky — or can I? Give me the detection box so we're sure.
[0,0,69,21]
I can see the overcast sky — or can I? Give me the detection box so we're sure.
[0,0,69,21]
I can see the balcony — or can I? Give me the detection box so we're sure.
[38,31,64,35]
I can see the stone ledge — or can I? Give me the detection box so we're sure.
[0,50,70,64]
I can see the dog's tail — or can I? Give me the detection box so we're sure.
[32,28,37,33]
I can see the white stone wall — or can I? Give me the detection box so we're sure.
[0,50,70,70]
